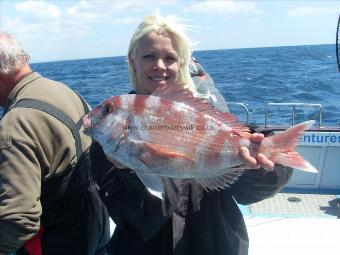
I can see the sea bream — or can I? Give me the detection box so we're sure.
[82,85,317,198]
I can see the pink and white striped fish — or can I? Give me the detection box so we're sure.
[82,85,317,197]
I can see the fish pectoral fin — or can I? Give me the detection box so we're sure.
[195,169,244,191]
[138,142,195,169]
[144,143,194,161]
[135,172,164,199]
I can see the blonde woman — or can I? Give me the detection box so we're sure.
[99,14,292,255]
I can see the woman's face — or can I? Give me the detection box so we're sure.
[130,31,180,95]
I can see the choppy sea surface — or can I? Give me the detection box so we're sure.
[3,44,340,127]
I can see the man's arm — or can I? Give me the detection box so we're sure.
[0,139,41,253]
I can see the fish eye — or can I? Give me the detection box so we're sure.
[101,103,113,115]
[105,104,112,113]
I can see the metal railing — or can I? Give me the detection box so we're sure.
[264,103,323,128]
[226,102,250,124]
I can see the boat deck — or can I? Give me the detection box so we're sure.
[108,190,340,254]
[245,192,340,218]
[240,191,340,255]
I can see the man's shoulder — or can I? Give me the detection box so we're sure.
[3,75,85,138]
[17,75,85,115]
[27,74,72,95]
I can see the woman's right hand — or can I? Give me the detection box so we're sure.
[239,133,275,171]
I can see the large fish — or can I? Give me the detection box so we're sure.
[82,85,317,199]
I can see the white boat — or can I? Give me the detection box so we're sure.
[235,102,340,255]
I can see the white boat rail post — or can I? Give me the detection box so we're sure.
[264,103,323,128]
[336,13,340,72]
[226,102,250,124]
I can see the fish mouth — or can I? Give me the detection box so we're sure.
[82,115,92,129]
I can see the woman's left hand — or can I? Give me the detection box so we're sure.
[239,133,275,171]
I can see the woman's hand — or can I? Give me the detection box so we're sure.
[239,133,275,171]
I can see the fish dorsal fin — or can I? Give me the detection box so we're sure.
[152,85,249,133]
[195,169,244,191]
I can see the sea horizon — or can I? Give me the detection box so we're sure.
[30,43,334,65]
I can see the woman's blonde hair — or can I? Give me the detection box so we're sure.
[127,14,195,92]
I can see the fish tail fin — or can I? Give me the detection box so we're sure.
[260,120,317,173]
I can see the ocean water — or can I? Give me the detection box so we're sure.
[4,44,340,127]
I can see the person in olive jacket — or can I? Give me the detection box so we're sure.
[94,14,293,255]
[0,32,110,255]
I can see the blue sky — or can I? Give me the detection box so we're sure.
[1,0,339,63]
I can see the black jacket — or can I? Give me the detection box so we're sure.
[96,157,291,255]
